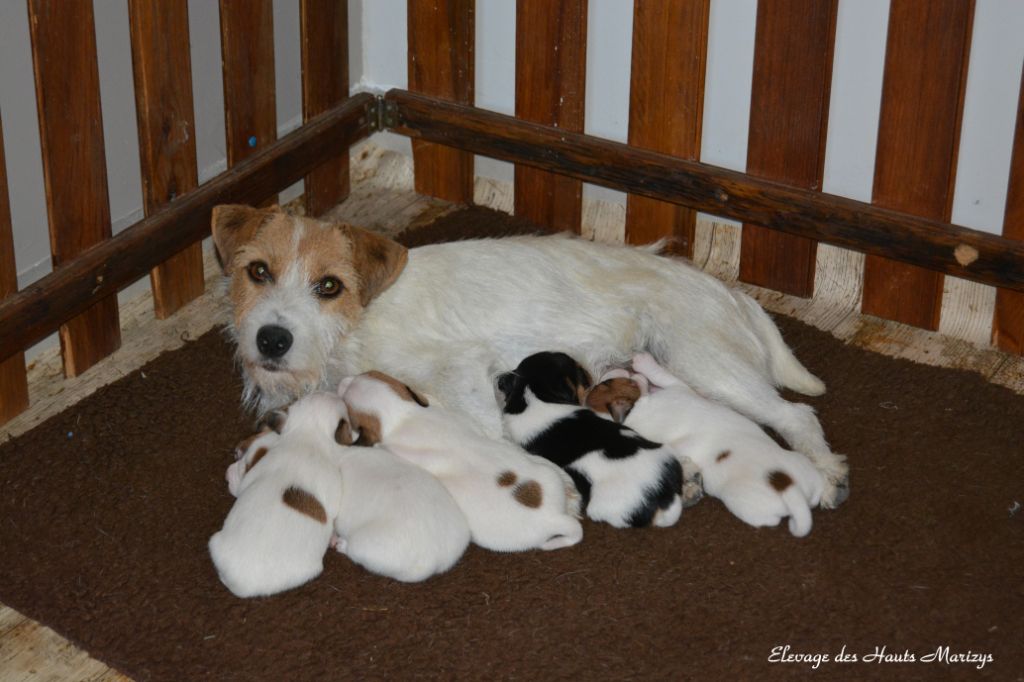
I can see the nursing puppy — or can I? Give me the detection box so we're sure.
[210,392,351,597]
[587,354,825,537]
[332,445,471,583]
[338,371,584,553]
[212,204,847,508]
[497,352,690,529]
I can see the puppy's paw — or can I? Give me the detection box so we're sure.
[631,352,659,375]
[817,455,849,510]
[682,473,704,508]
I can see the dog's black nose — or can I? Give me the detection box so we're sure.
[256,325,293,359]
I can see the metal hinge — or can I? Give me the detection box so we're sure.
[365,95,399,132]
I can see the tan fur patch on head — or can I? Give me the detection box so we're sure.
[716,450,731,463]
[513,480,543,508]
[341,224,409,306]
[497,471,518,487]
[585,378,641,423]
[282,486,328,524]
[365,371,429,407]
[335,419,354,445]
[768,470,794,492]
[349,408,382,446]
[245,447,269,474]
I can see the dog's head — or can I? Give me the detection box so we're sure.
[256,390,358,446]
[585,377,644,424]
[337,371,430,446]
[496,351,593,415]
[212,204,408,410]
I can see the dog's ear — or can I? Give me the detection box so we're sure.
[340,224,409,306]
[334,417,355,445]
[608,398,635,424]
[258,408,288,434]
[403,383,429,407]
[211,204,275,273]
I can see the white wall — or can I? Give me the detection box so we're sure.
[355,0,1024,232]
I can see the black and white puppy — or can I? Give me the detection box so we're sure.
[497,351,698,529]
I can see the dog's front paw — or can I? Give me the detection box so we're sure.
[682,471,704,508]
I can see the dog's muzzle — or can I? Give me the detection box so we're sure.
[256,324,293,359]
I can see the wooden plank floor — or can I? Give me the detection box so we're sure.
[1,142,1021,680]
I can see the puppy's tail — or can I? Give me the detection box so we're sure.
[780,484,813,537]
[736,291,825,396]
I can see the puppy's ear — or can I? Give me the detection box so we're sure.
[334,418,355,445]
[608,398,636,424]
[340,223,409,306]
[403,383,429,407]
[211,204,273,273]
[258,408,288,434]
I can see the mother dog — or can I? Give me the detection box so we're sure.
[212,205,848,507]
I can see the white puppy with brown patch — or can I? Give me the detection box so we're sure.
[220,395,471,586]
[586,354,826,537]
[338,371,584,553]
[211,205,848,508]
[210,392,350,597]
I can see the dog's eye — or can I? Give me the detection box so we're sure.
[247,261,273,284]
[314,276,343,298]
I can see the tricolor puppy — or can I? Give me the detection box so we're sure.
[212,204,847,508]
[210,392,352,597]
[497,352,692,529]
[331,444,471,583]
[338,371,584,553]
[587,353,826,537]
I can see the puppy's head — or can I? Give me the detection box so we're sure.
[496,351,592,415]
[257,391,358,447]
[212,205,409,411]
[338,371,429,446]
[585,377,643,423]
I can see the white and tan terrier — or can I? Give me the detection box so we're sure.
[587,353,826,537]
[338,371,584,553]
[212,204,847,508]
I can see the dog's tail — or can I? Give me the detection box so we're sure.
[736,291,825,396]
[779,484,813,537]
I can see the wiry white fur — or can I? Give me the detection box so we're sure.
[620,353,825,537]
[209,392,348,597]
[230,231,847,507]
[340,373,584,553]
[502,387,683,529]
[332,445,470,583]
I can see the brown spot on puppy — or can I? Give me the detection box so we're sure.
[245,447,269,474]
[335,418,354,445]
[768,470,794,491]
[497,471,517,487]
[282,486,328,524]
[513,480,543,508]
[586,378,641,423]
[234,427,270,459]
[365,371,429,407]
[348,408,382,446]
[716,450,731,463]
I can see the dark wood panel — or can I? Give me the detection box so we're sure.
[386,90,1024,290]
[408,0,475,203]
[128,0,205,319]
[28,0,121,377]
[514,0,587,232]
[625,0,709,257]
[301,0,351,216]
[0,94,377,363]
[993,69,1024,354]
[220,0,278,204]
[0,112,29,424]
[862,0,974,330]
[738,0,837,297]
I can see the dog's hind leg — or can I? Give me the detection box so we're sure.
[658,348,848,508]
